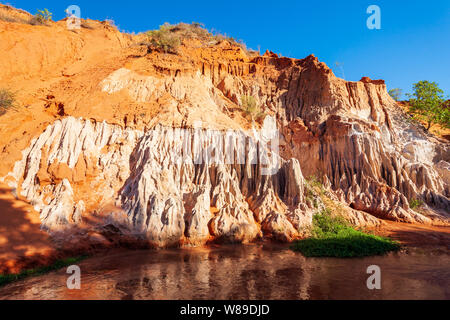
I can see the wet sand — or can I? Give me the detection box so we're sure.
[374,221,450,251]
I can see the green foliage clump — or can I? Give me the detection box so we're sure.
[407,80,449,130]
[241,95,264,121]
[304,175,325,209]
[291,210,400,257]
[0,88,15,116]
[305,188,318,208]
[409,198,423,210]
[145,22,220,54]
[31,8,52,25]
[146,23,181,54]
[144,22,250,55]
[306,175,325,192]
[310,209,348,238]
[241,95,257,113]
[0,256,87,287]
[388,88,402,101]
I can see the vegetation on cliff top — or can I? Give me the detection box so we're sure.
[145,22,251,54]
[406,81,449,130]
[31,8,53,25]
[145,23,182,54]
[291,209,400,258]
[0,6,52,26]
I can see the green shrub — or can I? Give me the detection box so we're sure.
[311,209,348,237]
[291,210,400,257]
[37,8,52,20]
[0,88,15,116]
[304,175,326,208]
[241,95,264,121]
[306,175,324,191]
[241,95,256,113]
[305,188,318,208]
[146,23,181,54]
[409,198,423,210]
[30,8,52,25]
[145,22,220,53]
[144,22,249,54]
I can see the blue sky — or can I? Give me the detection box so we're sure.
[5,0,450,99]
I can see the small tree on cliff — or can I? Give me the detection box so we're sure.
[407,81,448,130]
[388,88,402,101]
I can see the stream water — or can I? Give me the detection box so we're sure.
[0,243,449,300]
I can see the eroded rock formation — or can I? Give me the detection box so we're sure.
[0,8,448,251]
[3,116,316,246]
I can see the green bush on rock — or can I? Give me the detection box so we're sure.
[291,210,400,257]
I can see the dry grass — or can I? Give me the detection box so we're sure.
[0,88,16,116]
[0,6,50,26]
[0,11,30,24]
[144,22,251,54]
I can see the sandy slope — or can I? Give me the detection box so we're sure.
[0,183,55,273]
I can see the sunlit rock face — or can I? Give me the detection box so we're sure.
[268,56,450,224]
[4,116,314,246]
[2,47,449,247]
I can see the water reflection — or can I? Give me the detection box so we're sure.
[0,243,449,300]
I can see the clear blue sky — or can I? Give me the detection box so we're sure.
[5,0,450,99]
